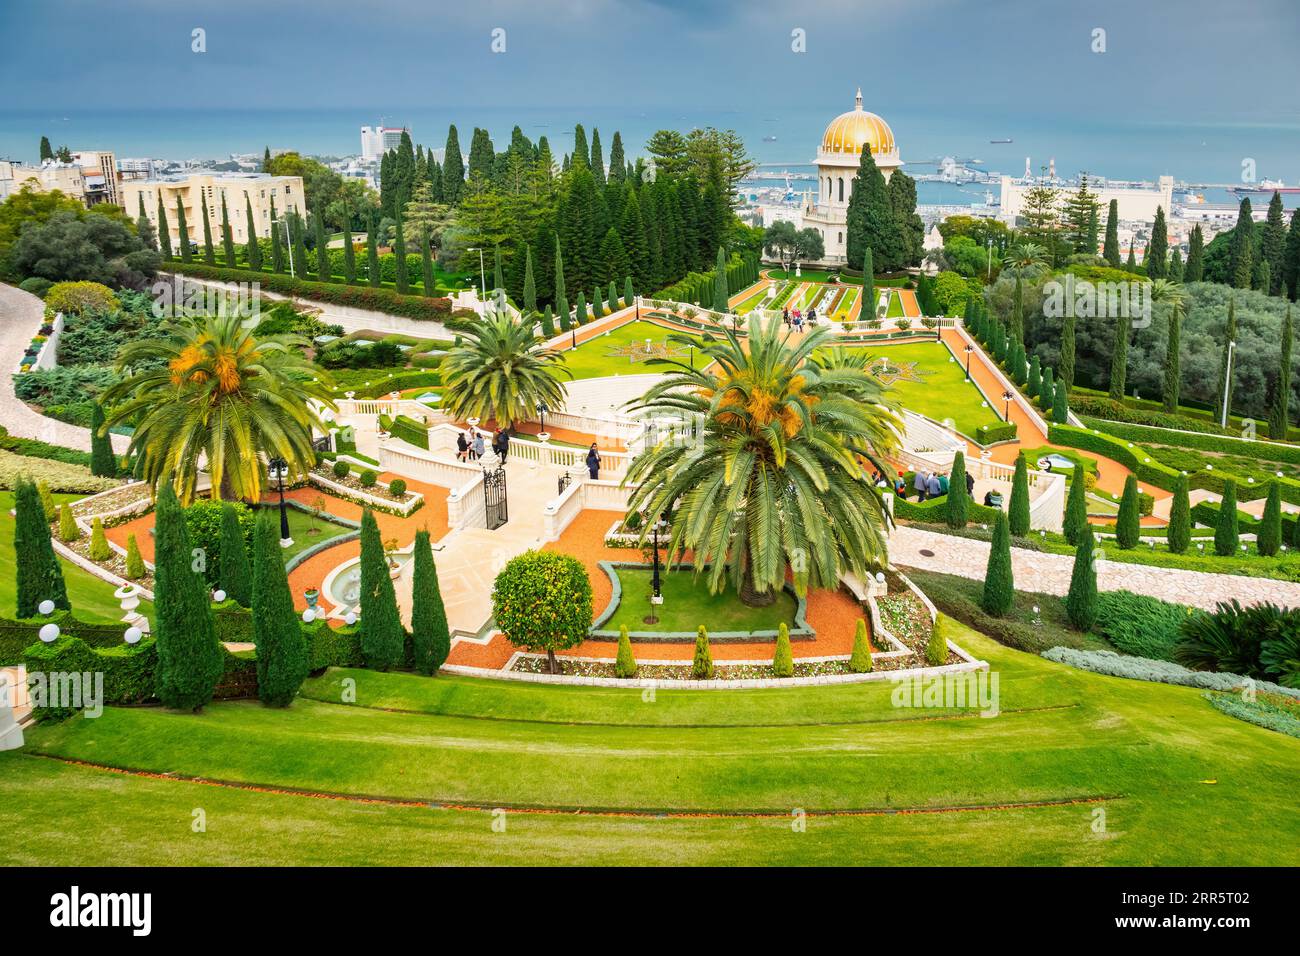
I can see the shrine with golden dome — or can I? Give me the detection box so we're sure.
[803,88,902,264]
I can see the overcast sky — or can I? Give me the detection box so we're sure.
[4,0,1298,125]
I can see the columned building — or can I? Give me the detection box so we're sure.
[802,89,902,265]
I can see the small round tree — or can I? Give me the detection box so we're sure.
[492,550,593,674]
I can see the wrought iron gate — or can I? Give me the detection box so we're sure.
[484,465,508,530]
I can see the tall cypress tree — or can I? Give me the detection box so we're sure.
[1008,454,1031,536]
[522,245,537,313]
[410,529,451,675]
[1010,273,1025,346]
[244,193,262,270]
[1108,313,1131,401]
[590,127,605,187]
[493,245,504,293]
[291,211,309,280]
[392,211,408,293]
[1185,225,1205,282]
[152,483,222,711]
[1065,529,1098,631]
[358,508,403,670]
[251,511,308,706]
[420,228,435,296]
[14,477,68,618]
[89,402,115,477]
[1229,198,1254,289]
[219,502,251,606]
[443,125,464,204]
[1163,296,1181,413]
[200,196,216,265]
[342,218,355,284]
[981,511,1015,617]
[1052,377,1069,424]
[1167,473,1191,555]
[1116,474,1140,549]
[367,210,380,287]
[1063,470,1088,546]
[220,193,236,267]
[1271,306,1293,439]
[553,233,566,302]
[1215,296,1237,421]
[157,195,173,260]
[269,199,283,273]
[1258,481,1282,557]
[314,202,329,280]
[175,195,191,263]
[1102,199,1121,267]
[1283,209,1300,300]
[1263,191,1287,296]
[1146,205,1168,278]
[946,451,969,529]
[1060,313,1076,390]
[608,131,625,183]
[713,245,729,312]
[1214,480,1240,556]
[1124,244,1136,272]
[1168,248,1183,282]
[862,246,875,317]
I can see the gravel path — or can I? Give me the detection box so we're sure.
[0,282,128,452]
[891,524,1300,611]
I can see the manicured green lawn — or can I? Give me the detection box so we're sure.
[602,567,799,634]
[559,320,708,380]
[9,620,1300,864]
[0,490,148,623]
[818,341,1001,438]
[279,507,356,563]
[885,289,905,318]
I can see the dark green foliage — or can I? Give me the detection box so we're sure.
[1095,590,1189,661]
[250,511,308,706]
[1258,481,1282,557]
[13,478,68,618]
[1177,599,1264,677]
[88,402,115,477]
[1065,530,1098,631]
[1167,473,1191,555]
[218,502,252,606]
[1063,470,1089,546]
[691,625,715,679]
[332,460,350,479]
[151,483,222,711]
[924,621,947,666]
[358,508,404,670]
[1052,377,1069,424]
[1038,366,1055,413]
[980,511,1014,617]
[491,550,593,674]
[1270,306,1292,439]
[244,194,262,271]
[410,529,451,675]
[1116,474,1141,549]
[1102,199,1120,267]
[1146,205,1168,278]
[175,195,191,263]
[1008,454,1030,536]
[1108,314,1130,401]
[946,451,969,529]
[1214,479,1239,556]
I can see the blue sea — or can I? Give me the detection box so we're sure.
[2,106,1297,207]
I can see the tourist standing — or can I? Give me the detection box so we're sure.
[586,443,601,479]
[927,472,942,499]
[914,469,929,502]
[472,432,485,461]
[965,469,975,496]
[456,431,469,462]
[495,429,510,463]
[782,306,790,326]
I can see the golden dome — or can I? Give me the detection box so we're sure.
[820,88,896,158]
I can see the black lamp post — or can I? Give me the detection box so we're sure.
[648,513,667,623]
[1002,390,1013,421]
[269,456,291,542]
[536,400,548,434]
[964,344,974,381]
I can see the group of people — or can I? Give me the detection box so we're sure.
[455,428,512,464]
[781,306,817,332]
[905,466,975,503]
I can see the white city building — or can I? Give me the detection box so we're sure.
[360,124,409,163]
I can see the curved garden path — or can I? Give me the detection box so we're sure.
[0,283,129,452]
[890,524,1300,610]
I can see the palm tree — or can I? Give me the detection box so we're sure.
[1002,242,1048,275]
[440,310,571,428]
[1149,278,1187,413]
[624,316,902,606]
[102,314,334,504]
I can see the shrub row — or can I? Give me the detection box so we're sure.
[893,493,1001,527]
[1083,417,1300,466]
[167,262,453,322]
[388,414,430,450]
[0,610,123,666]
[974,421,1019,445]
[1068,395,1230,435]
[1043,646,1300,698]
[0,425,93,468]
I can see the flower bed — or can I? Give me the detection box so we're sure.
[309,465,424,517]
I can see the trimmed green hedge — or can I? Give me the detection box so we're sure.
[0,426,93,468]
[305,620,363,670]
[1083,417,1300,466]
[1068,395,1230,435]
[894,492,1002,527]
[0,610,123,666]
[974,421,1018,445]
[1191,500,1299,543]
[389,414,430,450]
[167,262,453,322]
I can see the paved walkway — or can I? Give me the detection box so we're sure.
[0,283,129,452]
[890,524,1300,610]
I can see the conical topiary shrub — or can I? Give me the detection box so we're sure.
[1008,454,1031,537]
[37,479,55,521]
[58,503,80,542]
[125,532,147,580]
[1167,473,1191,555]
[89,517,111,561]
[1214,480,1239,557]
[772,622,793,677]
[1063,471,1089,546]
[410,528,451,675]
[615,624,638,678]
[981,511,1015,617]
[946,451,969,529]
[924,621,947,666]
[848,619,872,673]
[250,510,309,707]
[1065,529,1098,631]
[1116,474,1140,549]
[691,625,715,679]
[14,478,68,618]
[1258,481,1282,557]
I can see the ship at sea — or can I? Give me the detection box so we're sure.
[989,138,1013,144]
[1230,178,1300,195]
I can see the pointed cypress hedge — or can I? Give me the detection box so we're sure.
[772,622,794,677]
[981,511,1015,617]
[848,619,872,673]
[89,517,111,561]
[410,528,451,675]
[37,480,55,521]
[1052,377,1069,424]
[219,502,252,606]
[1258,481,1282,556]
[152,484,222,711]
[615,624,638,678]
[1214,479,1240,556]
[1116,474,1141,549]
[1167,473,1191,555]
[1008,454,1031,536]
[58,503,79,542]
[89,403,115,477]
[125,533,146,580]
[14,478,68,618]
[359,508,404,670]
[1065,530,1098,631]
[924,621,947,666]
[251,511,308,707]
[691,625,715,679]
[1063,472,1089,546]
[946,451,969,529]
[1039,366,1055,413]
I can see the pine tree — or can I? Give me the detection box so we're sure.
[125,533,146,580]
[1125,244,1136,272]
[1263,191,1287,296]
[1008,454,1031,536]
[590,127,605,186]
[219,502,251,606]
[443,125,464,204]
[152,483,222,711]
[1102,199,1121,267]
[220,193,236,267]
[981,511,1015,617]
[1229,198,1254,289]
[1167,473,1191,555]
[946,451,969,529]
[359,509,404,669]
[176,195,191,262]
[14,478,68,618]
[1116,474,1140,549]
[157,195,173,260]
[1271,306,1293,439]
[691,625,715,679]
[522,245,537,312]
[1167,248,1183,282]
[250,511,308,707]
[200,196,216,265]
[1108,313,1131,401]
[615,624,638,678]
[844,146,894,271]
[1063,470,1089,546]
[314,202,329,280]
[410,529,451,675]
[39,135,53,161]
[420,229,435,296]
[1146,206,1168,278]
[848,619,872,673]
[1214,480,1240,556]
[1284,209,1300,300]
[772,622,794,677]
[367,210,381,288]
[1065,529,1098,631]
[1185,225,1205,282]
[1259,481,1282,557]
[244,193,262,270]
